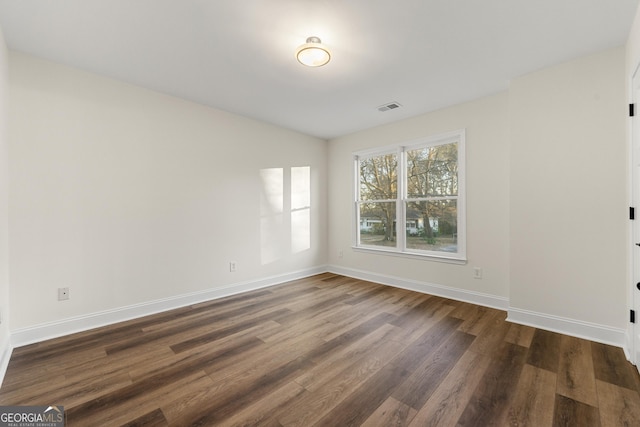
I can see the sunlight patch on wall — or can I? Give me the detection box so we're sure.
[259,166,311,265]
[291,166,310,254]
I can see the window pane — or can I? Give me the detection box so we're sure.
[405,199,457,253]
[406,143,458,197]
[359,201,397,248]
[359,154,397,200]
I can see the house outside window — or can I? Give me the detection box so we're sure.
[353,129,466,262]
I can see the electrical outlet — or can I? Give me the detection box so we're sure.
[338,250,343,258]
[473,267,483,279]
[229,262,237,272]
[58,287,70,301]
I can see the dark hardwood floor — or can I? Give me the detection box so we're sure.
[1,273,640,426]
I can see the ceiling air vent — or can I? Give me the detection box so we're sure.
[377,102,402,112]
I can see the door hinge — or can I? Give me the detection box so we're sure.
[631,207,635,220]
[631,103,636,117]
[631,309,636,323]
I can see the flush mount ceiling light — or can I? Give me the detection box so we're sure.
[296,36,331,67]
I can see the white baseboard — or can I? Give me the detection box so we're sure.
[507,307,626,348]
[328,265,629,350]
[0,334,12,389]
[10,265,328,349]
[327,265,509,310]
[3,264,631,388]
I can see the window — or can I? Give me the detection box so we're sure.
[354,130,465,262]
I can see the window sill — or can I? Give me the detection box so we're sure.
[352,246,467,265]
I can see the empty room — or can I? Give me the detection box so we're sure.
[2,1,640,425]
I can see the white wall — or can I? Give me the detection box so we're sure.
[8,52,327,333]
[328,93,511,306]
[328,47,628,345]
[0,26,10,378]
[3,40,630,355]
[627,4,640,81]
[508,47,627,333]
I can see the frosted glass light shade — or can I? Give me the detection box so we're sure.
[296,37,331,67]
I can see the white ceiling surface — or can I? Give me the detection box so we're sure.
[0,1,638,139]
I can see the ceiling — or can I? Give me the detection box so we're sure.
[0,0,638,140]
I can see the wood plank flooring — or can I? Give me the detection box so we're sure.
[1,273,640,426]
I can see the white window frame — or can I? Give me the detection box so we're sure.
[353,129,466,263]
